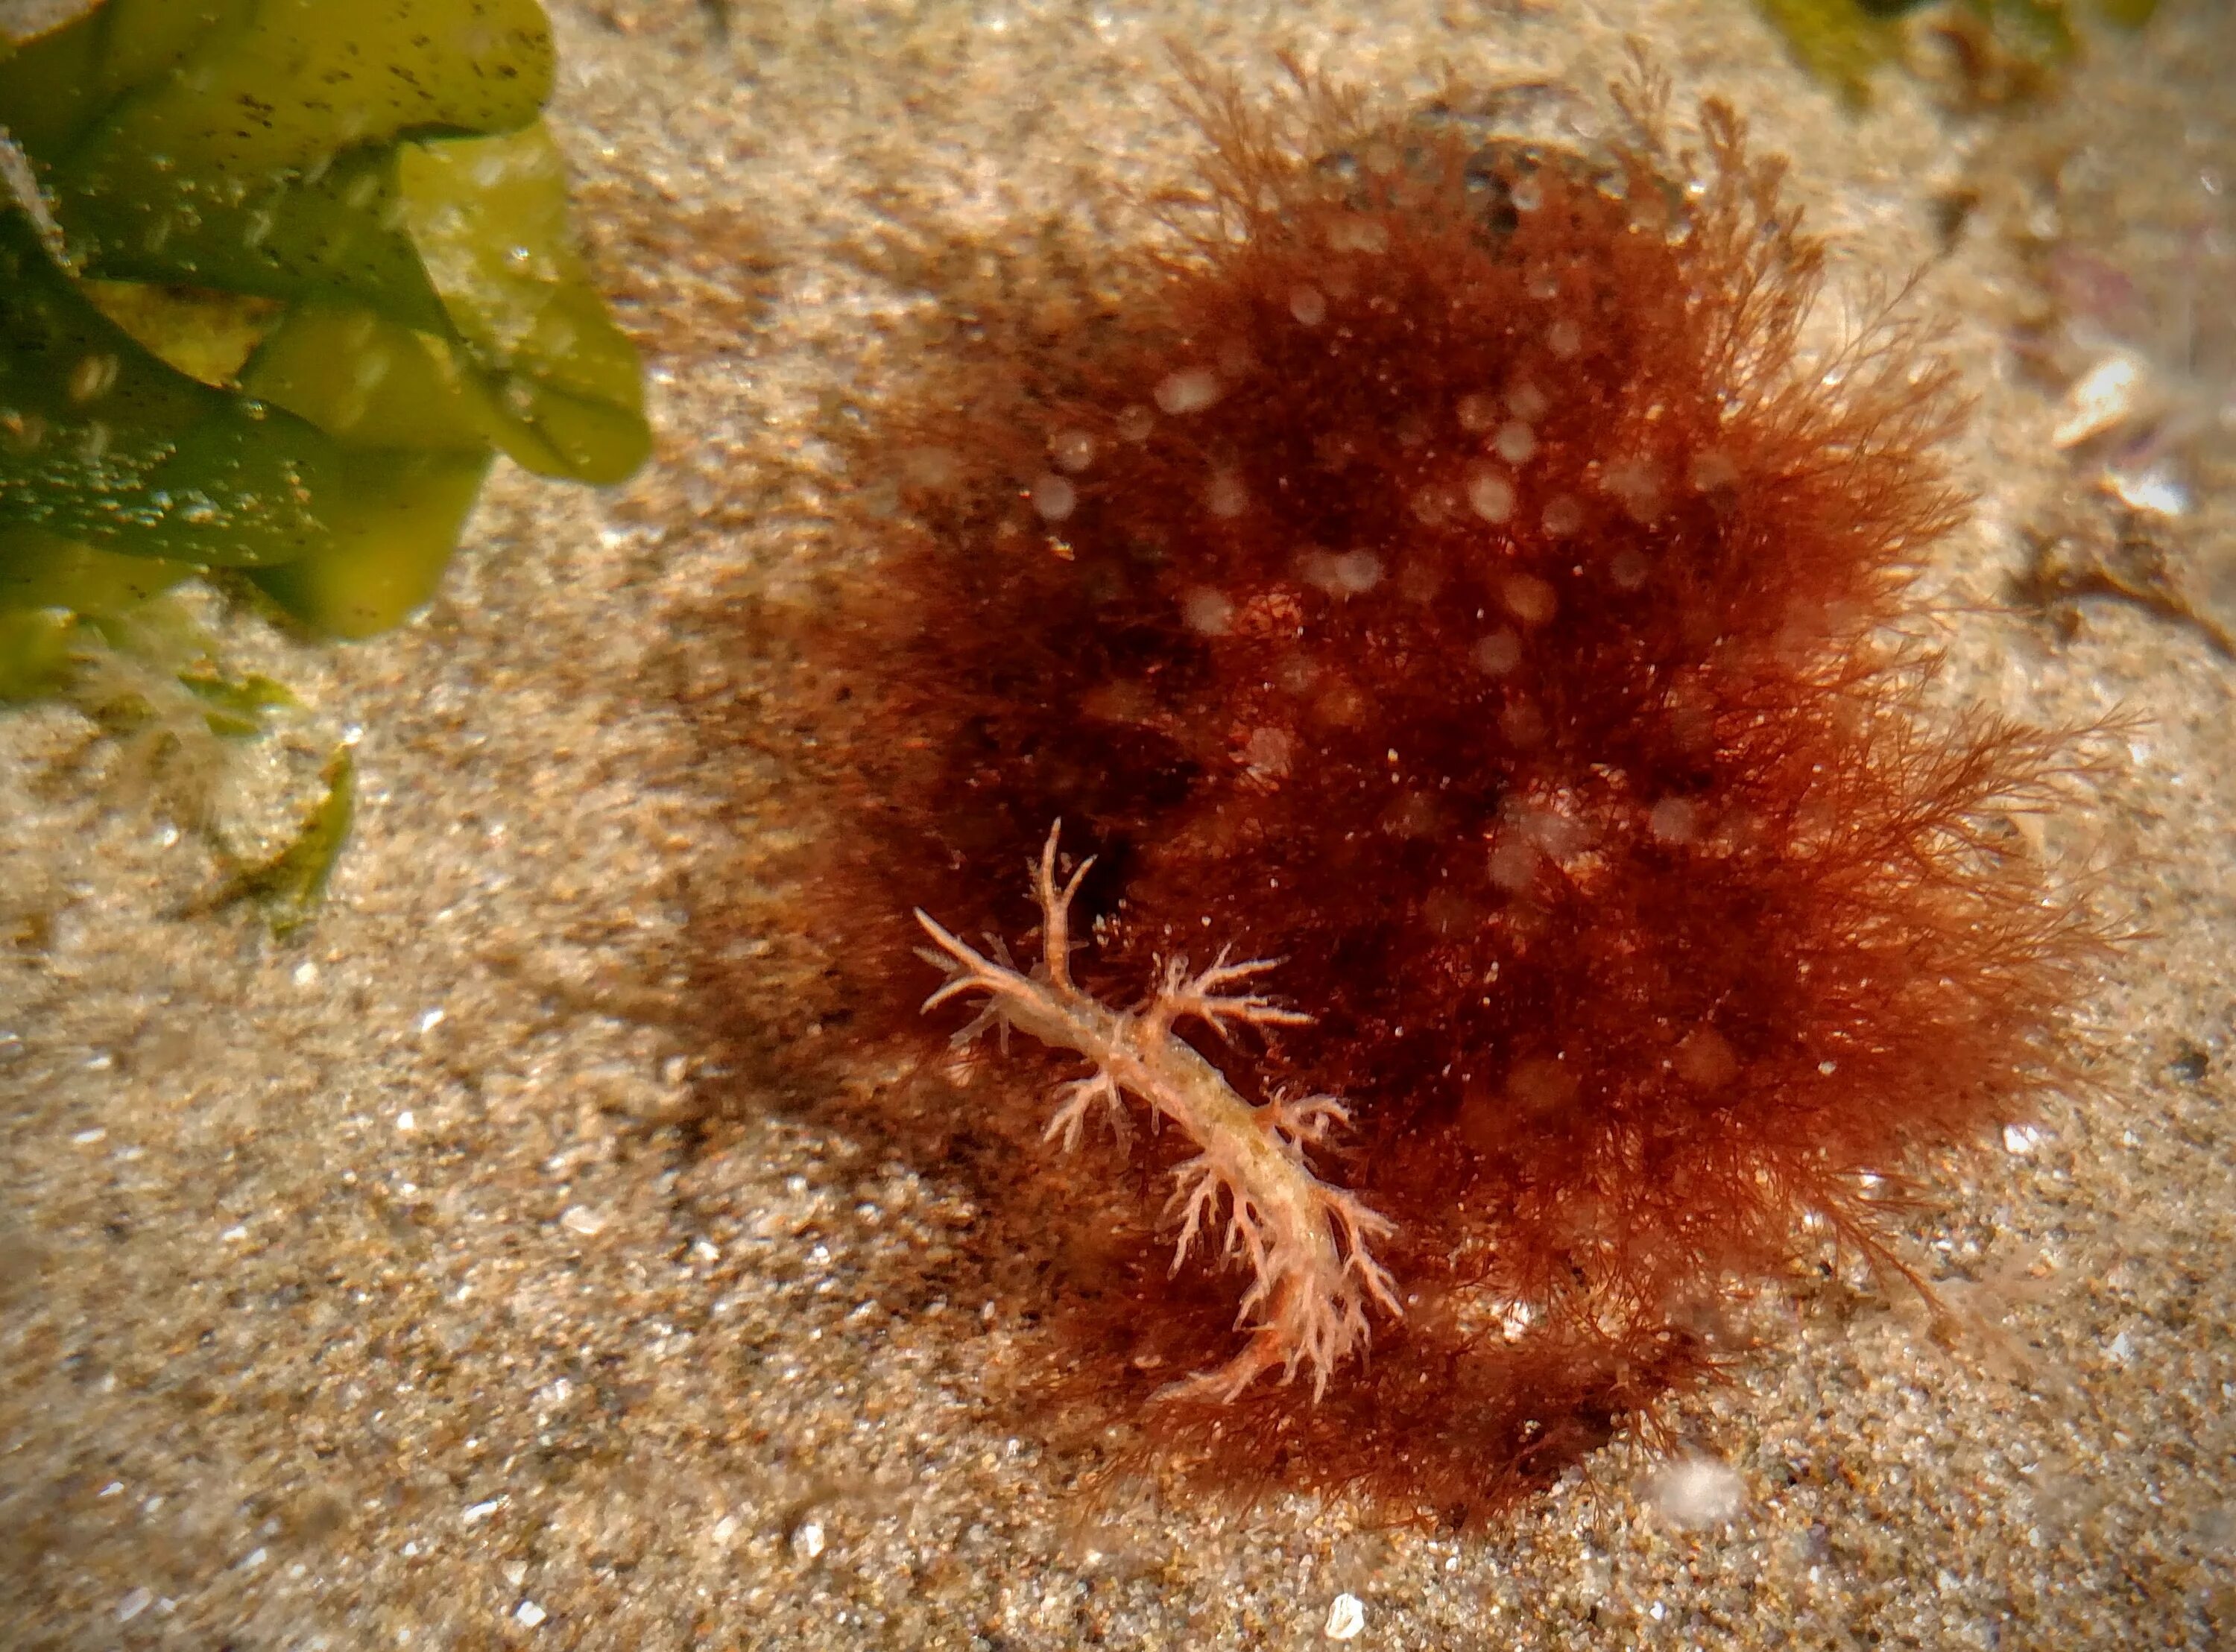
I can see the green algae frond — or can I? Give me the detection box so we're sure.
[1,0,647,648]
[1,0,648,934]
[1755,0,2161,107]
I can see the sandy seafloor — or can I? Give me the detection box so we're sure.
[5,1,2236,1647]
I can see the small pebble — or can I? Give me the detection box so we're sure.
[560,1205,610,1238]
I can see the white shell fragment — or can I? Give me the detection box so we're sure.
[2051,352,2147,449]
[1649,1455,1746,1528]
[2101,460,2190,517]
[1323,1592,1366,1640]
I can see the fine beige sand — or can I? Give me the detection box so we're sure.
[4,1,2233,1647]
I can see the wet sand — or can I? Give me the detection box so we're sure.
[4,1,2234,1646]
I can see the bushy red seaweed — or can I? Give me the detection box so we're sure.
[788,63,2103,1525]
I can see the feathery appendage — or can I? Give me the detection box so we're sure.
[914,822,1400,1402]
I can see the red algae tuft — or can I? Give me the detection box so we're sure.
[796,60,2109,1527]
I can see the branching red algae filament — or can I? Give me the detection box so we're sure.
[803,60,2107,1525]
